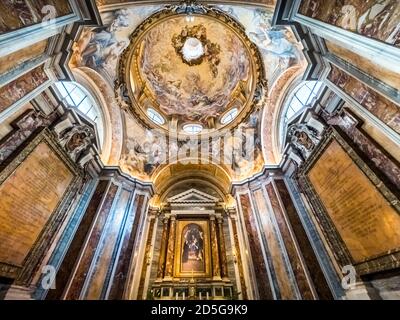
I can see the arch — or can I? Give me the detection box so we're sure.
[153,163,231,204]
[261,65,305,164]
[55,80,106,150]
[72,67,124,165]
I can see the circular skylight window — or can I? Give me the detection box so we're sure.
[182,37,205,62]
[147,108,165,125]
[220,108,239,125]
[183,123,203,134]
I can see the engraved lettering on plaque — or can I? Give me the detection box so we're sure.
[0,142,74,267]
[308,140,400,263]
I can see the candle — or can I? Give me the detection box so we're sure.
[199,292,202,300]
[206,292,209,300]
[176,292,178,300]
[183,292,185,300]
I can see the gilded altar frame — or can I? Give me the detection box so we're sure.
[0,128,82,285]
[173,219,212,278]
[297,127,400,276]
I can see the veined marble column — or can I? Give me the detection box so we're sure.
[156,216,169,280]
[210,215,221,280]
[164,215,176,279]
[228,211,248,300]
[217,216,229,281]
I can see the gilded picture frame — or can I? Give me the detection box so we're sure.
[297,127,400,276]
[174,220,211,278]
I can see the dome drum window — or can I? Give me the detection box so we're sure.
[147,108,165,125]
[220,108,239,125]
[182,123,203,134]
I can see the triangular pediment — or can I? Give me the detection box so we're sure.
[167,188,220,204]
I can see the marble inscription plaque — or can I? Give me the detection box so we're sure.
[308,140,400,263]
[0,142,74,267]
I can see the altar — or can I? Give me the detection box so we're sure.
[146,189,237,300]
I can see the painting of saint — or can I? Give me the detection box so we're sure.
[181,223,205,273]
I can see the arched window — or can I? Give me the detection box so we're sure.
[183,123,203,134]
[284,81,322,123]
[147,108,165,125]
[220,108,239,125]
[55,81,104,147]
[279,81,323,150]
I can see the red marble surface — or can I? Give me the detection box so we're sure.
[239,194,273,299]
[275,180,333,300]
[328,65,400,135]
[265,182,315,299]
[64,183,118,300]
[46,180,109,300]
[107,194,145,300]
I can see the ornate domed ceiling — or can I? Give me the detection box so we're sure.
[138,17,250,127]
[116,7,266,135]
[69,1,306,181]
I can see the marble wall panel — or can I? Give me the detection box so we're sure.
[0,142,74,268]
[253,188,295,299]
[328,64,400,134]
[107,194,145,300]
[0,40,48,75]
[46,180,108,299]
[0,0,72,33]
[83,189,131,299]
[308,139,400,264]
[325,109,400,190]
[0,65,49,114]
[299,0,400,46]
[264,184,314,299]
[64,183,118,300]
[239,193,273,299]
[325,40,400,91]
[275,180,333,299]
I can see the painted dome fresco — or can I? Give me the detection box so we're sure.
[137,16,250,126]
[116,7,266,135]
[69,1,306,180]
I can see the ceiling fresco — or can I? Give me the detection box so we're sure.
[69,2,305,181]
[119,110,164,180]
[136,15,251,126]
[217,5,303,85]
[71,5,162,80]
